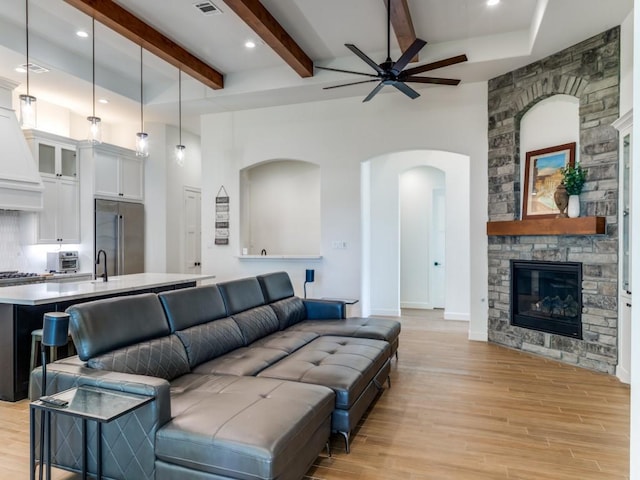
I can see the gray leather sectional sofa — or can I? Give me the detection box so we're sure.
[30,271,400,480]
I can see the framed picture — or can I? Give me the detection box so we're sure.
[522,142,576,219]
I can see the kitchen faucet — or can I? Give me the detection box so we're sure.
[96,249,108,282]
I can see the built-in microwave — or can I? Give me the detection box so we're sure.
[46,251,79,273]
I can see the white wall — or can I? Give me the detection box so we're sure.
[366,150,471,320]
[144,123,201,273]
[620,10,634,116]
[241,160,320,255]
[200,81,488,334]
[400,167,445,309]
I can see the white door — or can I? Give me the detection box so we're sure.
[430,188,446,308]
[184,187,202,274]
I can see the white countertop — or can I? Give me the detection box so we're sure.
[0,273,215,306]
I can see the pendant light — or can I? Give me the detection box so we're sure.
[19,0,36,129]
[135,45,149,157]
[175,69,185,166]
[87,18,102,144]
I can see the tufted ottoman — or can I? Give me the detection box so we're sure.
[257,336,391,453]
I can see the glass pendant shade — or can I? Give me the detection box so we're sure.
[19,94,37,129]
[175,144,185,166]
[87,116,102,144]
[136,132,149,157]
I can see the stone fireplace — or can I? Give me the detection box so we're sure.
[487,28,620,374]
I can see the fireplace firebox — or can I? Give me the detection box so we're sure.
[510,260,582,339]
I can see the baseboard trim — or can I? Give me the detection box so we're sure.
[616,365,630,384]
[400,302,432,309]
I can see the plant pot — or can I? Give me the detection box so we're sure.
[568,195,580,218]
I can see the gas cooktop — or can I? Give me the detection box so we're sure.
[0,271,46,286]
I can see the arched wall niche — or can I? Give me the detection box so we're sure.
[240,159,320,255]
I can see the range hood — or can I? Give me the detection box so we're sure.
[0,77,43,211]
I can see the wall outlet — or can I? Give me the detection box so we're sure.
[332,241,347,249]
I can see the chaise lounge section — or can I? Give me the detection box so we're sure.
[30,271,401,479]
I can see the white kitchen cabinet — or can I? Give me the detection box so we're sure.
[23,129,78,180]
[22,130,80,244]
[93,144,144,201]
[36,177,80,243]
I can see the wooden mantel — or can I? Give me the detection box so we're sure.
[486,216,606,236]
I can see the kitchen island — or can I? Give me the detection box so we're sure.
[0,273,215,401]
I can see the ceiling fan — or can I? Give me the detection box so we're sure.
[316,0,468,102]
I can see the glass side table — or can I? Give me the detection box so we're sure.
[30,385,153,480]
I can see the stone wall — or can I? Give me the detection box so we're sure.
[487,28,620,373]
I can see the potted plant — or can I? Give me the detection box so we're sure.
[561,163,586,218]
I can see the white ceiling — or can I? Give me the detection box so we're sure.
[0,0,633,135]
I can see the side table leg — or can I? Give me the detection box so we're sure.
[38,409,44,480]
[97,422,102,479]
[29,407,35,480]
[46,411,52,479]
[82,419,87,480]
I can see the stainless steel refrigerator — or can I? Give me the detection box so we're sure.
[95,199,145,276]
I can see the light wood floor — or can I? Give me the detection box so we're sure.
[0,310,630,480]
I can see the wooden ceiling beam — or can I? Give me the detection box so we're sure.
[63,0,224,90]
[223,0,313,78]
[386,0,418,62]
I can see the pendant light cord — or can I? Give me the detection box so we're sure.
[25,0,30,95]
[178,69,182,145]
[92,18,96,118]
[140,45,144,130]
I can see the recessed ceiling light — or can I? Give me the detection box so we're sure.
[487,0,500,5]
[98,98,109,104]
[76,30,89,38]
[245,40,256,49]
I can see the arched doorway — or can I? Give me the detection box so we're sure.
[361,150,471,322]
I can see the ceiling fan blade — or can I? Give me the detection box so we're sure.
[323,79,380,90]
[392,81,420,99]
[363,82,385,102]
[315,66,379,78]
[391,38,427,75]
[403,54,468,76]
[404,76,461,85]
[345,44,385,74]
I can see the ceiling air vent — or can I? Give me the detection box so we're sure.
[193,1,222,16]
[20,63,49,74]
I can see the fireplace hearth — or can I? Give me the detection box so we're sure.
[511,260,582,339]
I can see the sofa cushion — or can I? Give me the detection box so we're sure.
[218,277,265,315]
[174,317,245,368]
[156,375,334,480]
[192,346,288,376]
[258,336,390,410]
[290,316,401,345]
[232,305,280,345]
[251,330,319,354]
[269,296,307,330]
[257,271,295,302]
[158,285,227,332]
[67,293,170,361]
[87,334,190,381]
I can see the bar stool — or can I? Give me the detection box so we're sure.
[29,328,75,373]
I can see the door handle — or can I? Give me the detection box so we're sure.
[434,262,441,266]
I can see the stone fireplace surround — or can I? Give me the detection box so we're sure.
[487,28,620,374]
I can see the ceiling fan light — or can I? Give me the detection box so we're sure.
[19,94,37,129]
